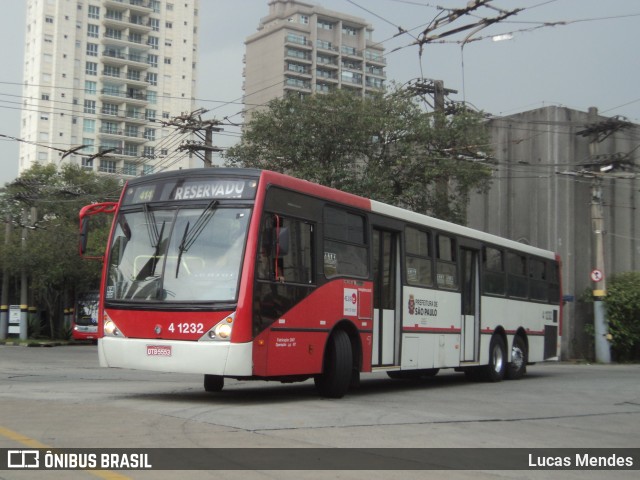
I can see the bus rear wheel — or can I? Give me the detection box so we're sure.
[506,335,527,380]
[314,329,353,398]
[204,374,224,393]
[481,335,507,382]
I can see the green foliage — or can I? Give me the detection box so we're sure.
[0,164,121,338]
[603,272,640,361]
[225,88,493,224]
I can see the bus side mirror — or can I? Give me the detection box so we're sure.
[78,202,118,260]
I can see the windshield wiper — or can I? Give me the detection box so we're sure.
[175,200,219,278]
[135,220,166,281]
[143,204,159,247]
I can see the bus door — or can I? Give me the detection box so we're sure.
[460,247,480,362]
[372,228,401,367]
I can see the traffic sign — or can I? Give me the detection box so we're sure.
[590,269,604,282]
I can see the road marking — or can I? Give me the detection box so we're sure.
[0,425,131,479]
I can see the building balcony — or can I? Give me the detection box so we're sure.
[364,49,387,65]
[103,14,129,30]
[101,48,129,67]
[365,66,386,78]
[101,32,150,50]
[124,90,149,106]
[315,83,335,94]
[286,63,311,78]
[126,52,150,68]
[103,14,152,34]
[284,48,312,63]
[316,42,339,54]
[98,109,123,120]
[104,0,152,14]
[284,77,312,92]
[123,110,148,124]
[341,61,363,72]
[124,72,148,87]
[123,130,148,143]
[99,89,127,102]
[316,70,339,82]
[98,127,126,139]
[100,70,126,83]
[285,34,312,50]
[340,46,361,59]
[126,0,153,14]
[99,126,148,143]
[128,17,152,34]
[365,78,385,91]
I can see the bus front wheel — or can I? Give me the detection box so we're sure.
[314,329,353,398]
[204,374,224,393]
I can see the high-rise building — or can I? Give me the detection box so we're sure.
[243,0,386,120]
[20,0,200,176]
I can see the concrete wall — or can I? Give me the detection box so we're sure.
[468,106,639,360]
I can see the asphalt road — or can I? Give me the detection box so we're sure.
[0,343,638,480]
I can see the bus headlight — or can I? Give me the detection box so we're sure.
[209,316,233,341]
[104,317,121,337]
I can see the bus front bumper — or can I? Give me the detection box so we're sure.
[98,337,253,377]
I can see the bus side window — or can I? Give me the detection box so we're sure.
[405,227,433,287]
[323,207,368,279]
[482,246,505,295]
[257,214,314,284]
[529,258,547,301]
[436,234,457,289]
[507,252,528,298]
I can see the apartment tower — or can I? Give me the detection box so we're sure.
[20,0,200,176]
[243,0,386,119]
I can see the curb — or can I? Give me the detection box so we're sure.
[0,340,93,347]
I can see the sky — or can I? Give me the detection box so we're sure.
[1,0,639,185]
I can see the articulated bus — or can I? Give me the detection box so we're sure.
[80,168,561,398]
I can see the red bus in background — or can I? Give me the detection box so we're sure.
[80,168,561,398]
[71,291,99,341]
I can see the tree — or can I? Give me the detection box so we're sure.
[0,164,121,338]
[225,88,493,224]
[603,272,640,361]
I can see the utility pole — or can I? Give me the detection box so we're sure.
[0,215,10,339]
[587,107,610,363]
[163,109,223,168]
[405,78,459,219]
[573,107,634,363]
[406,78,458,113]
[19,209,29,341]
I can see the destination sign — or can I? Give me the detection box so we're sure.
[123,178,258,204]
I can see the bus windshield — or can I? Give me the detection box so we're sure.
[75,292,99,326]
[105,205,251,303]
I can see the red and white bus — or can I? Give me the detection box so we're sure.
[71,291,99,341]
[80,168,561,398]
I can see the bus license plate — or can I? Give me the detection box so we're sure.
[146,345,172,357]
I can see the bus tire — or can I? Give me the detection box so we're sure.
[204,374,224,393]
[481,335,507,382]
[506,335,527,380]
[314,329,353,399]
